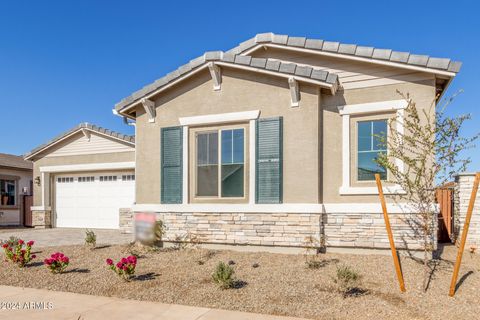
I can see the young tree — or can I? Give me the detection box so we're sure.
[376,90,478,291]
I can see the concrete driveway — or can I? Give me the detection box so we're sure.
[0,228,133,247]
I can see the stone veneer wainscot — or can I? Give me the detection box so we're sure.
[120,210,432,251]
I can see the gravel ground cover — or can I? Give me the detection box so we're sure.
[0,243,479,320]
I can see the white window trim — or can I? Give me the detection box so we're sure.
[179,110,260,126]
[181,111,260,204]
[192,126,247,200]
[338,100,407,195]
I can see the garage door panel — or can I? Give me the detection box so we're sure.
[55,172,135,229]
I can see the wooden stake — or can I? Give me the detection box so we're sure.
[375,174,406,292]
[449,172,480,297]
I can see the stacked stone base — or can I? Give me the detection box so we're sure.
[119,208,134,234]
[325,212,435,251]
[121,210,433,251]
[32,210,52,228]
[455,174,480,246]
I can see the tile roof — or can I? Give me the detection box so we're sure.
[115,52,340,111]
[226,33,462,73]
[24,123,135,160]
[115,33,461,113]
[0,153,33,170]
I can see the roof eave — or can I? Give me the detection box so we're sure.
[242,43,460,78]
[116,58,340,117]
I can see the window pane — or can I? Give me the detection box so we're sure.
[357,122,371,152]
[197,165,218,196]
[197,133,208,165]
[232,129,244,164]
[197,131,219,196]
[221,164,244,197]
[208,133,218,165]
[0,180,15,206]
[221,130,233,164]
[373,120,387,150]
[222,129,244,165]
[358,151,387,181]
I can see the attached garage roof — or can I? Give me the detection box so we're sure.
[0,153,33,170]
[24,123,135,161]
[115,52,340,112]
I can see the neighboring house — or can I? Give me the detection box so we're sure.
[113,33,460,251]
[0,153,33,226]
[24,123,135,229]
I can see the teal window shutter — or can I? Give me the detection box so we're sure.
[256,117,283,204]
[161,126,183,204]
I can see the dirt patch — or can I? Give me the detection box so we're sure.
[0,244,479,320]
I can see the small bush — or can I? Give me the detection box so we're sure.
[173,234,188,250]
[304,236,324,269]
[1,236,20,247]
[44,252,70,274]
[2,239,36,267]
[334,265,363,297]
[155,220,166,243]
[85,229,96,248]
[212,262,235,289]
[106,256,137,281]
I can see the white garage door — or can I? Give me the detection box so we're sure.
[55,172,135,229]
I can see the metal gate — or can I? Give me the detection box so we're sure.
[436,184,454,242]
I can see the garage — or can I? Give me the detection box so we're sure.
[55,172,135,229]
[24,123,136,229]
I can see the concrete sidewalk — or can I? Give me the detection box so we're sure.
[0,286,309,320]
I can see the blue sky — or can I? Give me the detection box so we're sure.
[1,1,479,171]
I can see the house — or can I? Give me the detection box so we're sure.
[29,33,461,252]
[114,33,461,251]
[24,123,135,229]
[0,153,33,226]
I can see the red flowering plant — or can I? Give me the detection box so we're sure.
[106,256,137,281]
[44,252,70,274]
[2,239,36,267]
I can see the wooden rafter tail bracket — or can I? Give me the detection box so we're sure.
[449,172,480,297]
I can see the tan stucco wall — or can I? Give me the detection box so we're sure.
[133,59,436,205]
[135,68,322,204]
[322,79,436,203]
[32,151,135,206]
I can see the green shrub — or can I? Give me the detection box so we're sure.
[212,262,235,289]
[334,265,362,297]
[85,229,96,248]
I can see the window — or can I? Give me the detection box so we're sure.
[357,120,387,181]
[99,176,117,182]
[196,128,245,198]
[57,177,74,183]
[78,176,95,183]
[122,175,135,181]
[0,179,16,206]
